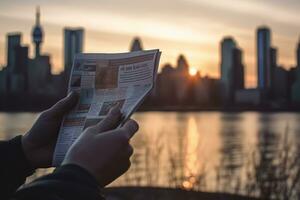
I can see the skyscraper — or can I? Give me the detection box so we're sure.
[270,47,277,69]
[297,38,300,68]
[232,48,245,90]
[7,33,21,72]
[257,26,271,89]
[32,6,43,58]
[64,28,84,72]
[177,54,189,73]
[292,39,300,102]
[220,37,236,102]
[0,70,7,94]
[174,55,190,103]
[15,46,29,91]
[14,46,29,74]
[130,37,143,52]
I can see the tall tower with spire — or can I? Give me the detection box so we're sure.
[32,6,43,58]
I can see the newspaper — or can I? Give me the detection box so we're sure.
[52,49,161,166]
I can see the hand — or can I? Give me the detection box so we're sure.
[62,106,139,187]
[22,92,79,169]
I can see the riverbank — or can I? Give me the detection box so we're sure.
[2,105,300,113]
[139,105,300,112]
[103,187,258,200]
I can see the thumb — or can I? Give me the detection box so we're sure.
[94,104,122,133]
[120,119,139,140]
[46,92,79,118]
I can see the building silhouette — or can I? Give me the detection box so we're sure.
[0,6,66,110]
[177,54,189,73]
[130,37,143,52]
[270,47,277,70]
[32,6,43,58]
[7,33,21,74]
[257,27,272,90]
[268,47,288,101]
[232,48,245,91]
[150,53,221,107]
[0,12,299,111]
[220,37,245,103]
[175,55,191,103]
[14,45,29,92]
[153,55,192,105]
[6,33,29,93]
[292,39,300,102]
[298,39,300,68]
[64,28,84,73]
[29,7,52,95]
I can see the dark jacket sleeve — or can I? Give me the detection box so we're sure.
[0,136,35,199]
[14,164,105,200]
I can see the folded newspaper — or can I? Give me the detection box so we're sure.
[53,49,161,166]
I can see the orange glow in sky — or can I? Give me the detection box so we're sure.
[189,67,198,76]
[0,0,299,88]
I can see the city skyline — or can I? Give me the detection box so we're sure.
[0,7,299,110]
[0,0,299,88]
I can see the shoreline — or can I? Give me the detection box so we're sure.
[1,106,300,113]
[103,186,258,200]
[139,106,300,112]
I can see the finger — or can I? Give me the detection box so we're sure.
[46,92,79,118]
[113,157,131,174]
[119,145,134,158]
[120,159,131,174]
[94,104,122,132]
[127,145,134,157]
[121,119,139,140]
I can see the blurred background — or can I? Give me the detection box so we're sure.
[0,0,300,199]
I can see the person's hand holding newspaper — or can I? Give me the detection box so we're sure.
[62,105,139,186]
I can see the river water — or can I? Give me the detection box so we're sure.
[1,111,299,195]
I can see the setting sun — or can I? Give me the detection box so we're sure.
[189,67,198,76]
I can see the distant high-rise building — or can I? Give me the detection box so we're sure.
[6,33,30,93]
[270,47,278,96]
[0,70,7,94]
[14,46,29,74]
[175,55,190,103]
[220,37,236,102]
[32,6,43,58]
[297,39,300,68]
[15,46,29,91]
[130,37,143,52]
[177,54,189,73]
[273,66,288,100]
[270,47,277,68]
[7,33,21,72]
[257,26,271,89]
[232,48,245,90]
[64,28,84,72]
[28,55,51,94]
[292,39,300,102]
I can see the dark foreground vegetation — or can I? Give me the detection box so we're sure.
[104,187,258,200]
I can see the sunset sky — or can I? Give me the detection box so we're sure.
[0,0,299,87]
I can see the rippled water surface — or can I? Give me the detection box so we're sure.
[1,111,299,193]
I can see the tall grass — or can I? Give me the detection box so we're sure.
[26,126,300,199]
[121,125,300,199]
